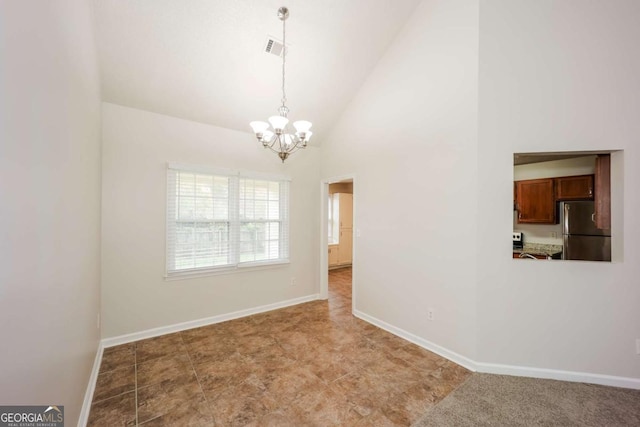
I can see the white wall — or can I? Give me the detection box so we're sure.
[321,0,639,385]
[478,0,640,380]
[101,103,321,338]
[321,0,479,360]
[0,0,102,423]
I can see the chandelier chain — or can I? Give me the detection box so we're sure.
[281,16,287,108]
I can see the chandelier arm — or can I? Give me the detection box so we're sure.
[264,145,281,155]
[264,134,283,154]
[284,138,302,154]
[288,138,301,153]
[262,133,277,149]
[277,133,285,153]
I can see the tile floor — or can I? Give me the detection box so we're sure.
[88,268,470,426]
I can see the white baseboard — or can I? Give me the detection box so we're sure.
[475,362,640,390]
[353,309,640,390]
[353,309,478,372]
[102,294,320,348]
[77,341,104,427]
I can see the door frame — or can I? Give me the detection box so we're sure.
[320,174,356,310]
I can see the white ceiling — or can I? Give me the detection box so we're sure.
[94,0,422,144]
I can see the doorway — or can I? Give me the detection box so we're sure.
[320,175,355,311]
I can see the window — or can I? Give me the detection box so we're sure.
[328,193,340,244]
[166,163,290,277]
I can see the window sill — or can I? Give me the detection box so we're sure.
[164,260,290,281]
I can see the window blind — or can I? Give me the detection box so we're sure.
[166,164,290,277]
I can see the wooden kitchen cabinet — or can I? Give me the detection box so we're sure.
[515,178,556,224]
[337,229,353,264]
[555,175,594,200]
[338,194,353,229]
[328,245,339,267]
[594,154,611,230]
[337,193,353,265]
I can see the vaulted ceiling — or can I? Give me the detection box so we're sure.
[94,0,422,143]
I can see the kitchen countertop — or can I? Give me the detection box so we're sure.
[513,243,563,257]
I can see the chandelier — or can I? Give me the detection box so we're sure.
[249,6,312,163]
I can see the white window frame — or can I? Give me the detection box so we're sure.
[166,163,290,279]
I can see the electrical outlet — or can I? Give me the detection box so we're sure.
[290,277,296,287]
[427,308,434,321]
[551,232,558,238]
[636,339,640,355]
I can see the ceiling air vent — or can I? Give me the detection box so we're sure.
[264,36,287,57]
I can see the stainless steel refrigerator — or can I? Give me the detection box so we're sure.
[560,201,611,261]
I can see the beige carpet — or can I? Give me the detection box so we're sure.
[413,373,640,426]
